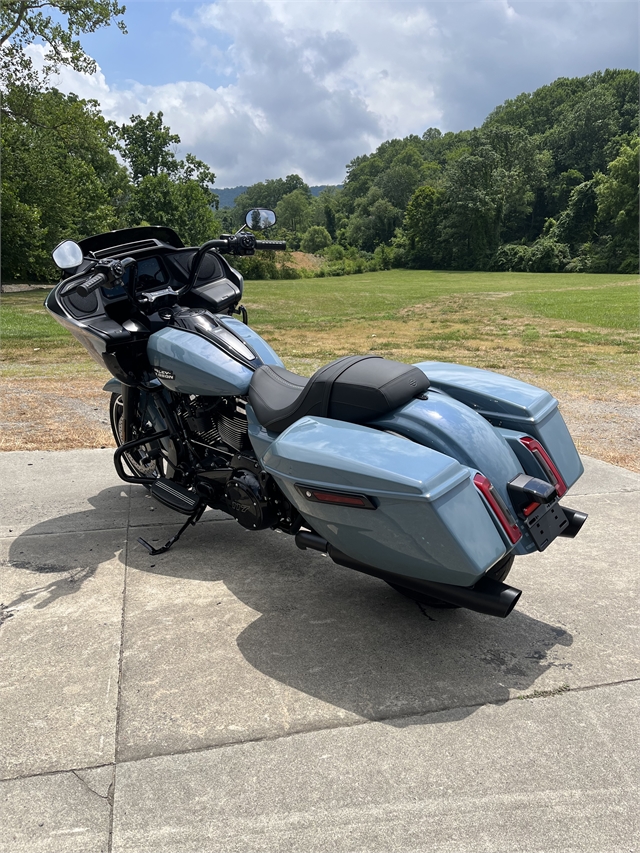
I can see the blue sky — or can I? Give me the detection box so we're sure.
[41,0,639,187]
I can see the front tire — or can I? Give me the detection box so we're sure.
[387,553,515,609]
[109,392,164,480]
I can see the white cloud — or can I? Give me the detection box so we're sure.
[33,1,639,186]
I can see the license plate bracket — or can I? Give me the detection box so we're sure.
[525,500,569,550]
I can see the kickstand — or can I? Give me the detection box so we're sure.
[137,502,206,556]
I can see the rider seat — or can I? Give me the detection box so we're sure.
[248,355,430,434]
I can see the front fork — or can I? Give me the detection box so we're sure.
[120,384,139,443]
[115,382,185,482]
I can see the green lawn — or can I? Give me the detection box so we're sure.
[2,271,638,464]
[242,270,638,329]
[1,271,637,368]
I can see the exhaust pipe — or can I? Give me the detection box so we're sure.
[558,506,588,538]
[295,531,521,618]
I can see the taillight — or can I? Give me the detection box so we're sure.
[522,500,540,517]
[519,437,567,497]
[473,473,522,544]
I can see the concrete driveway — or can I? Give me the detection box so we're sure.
[1,449,638,853]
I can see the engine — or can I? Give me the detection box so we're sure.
[180,395,285,530]
[182,395,251,455]
[224,468,273,530]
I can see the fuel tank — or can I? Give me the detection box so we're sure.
[147,313,283,396]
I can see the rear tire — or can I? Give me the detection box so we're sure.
[109,392,164,480]
[387,553,515,609]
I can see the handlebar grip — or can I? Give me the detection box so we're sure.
[255,240,287,251]
[77,273,106,297]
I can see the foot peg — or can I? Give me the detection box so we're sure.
[150,478,200,515]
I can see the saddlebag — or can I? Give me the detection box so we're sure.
[260,416,508,588]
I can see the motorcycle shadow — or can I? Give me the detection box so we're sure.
[7,485,574,726]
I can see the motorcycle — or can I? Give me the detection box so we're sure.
[45,208,587,619]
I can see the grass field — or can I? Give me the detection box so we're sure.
[1,270,638,466]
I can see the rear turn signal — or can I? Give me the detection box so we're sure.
[295,484,376,510]
[519,437,567,497]
[474,474,522,544]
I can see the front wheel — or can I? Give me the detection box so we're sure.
[109,392,164,480]
[387,553,515,609]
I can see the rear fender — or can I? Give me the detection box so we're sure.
[370,392,538,555]
[371,391,521,506]
[414,362,583,488]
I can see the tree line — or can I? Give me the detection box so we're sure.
[224,69,638,277]
[1,1,637,281]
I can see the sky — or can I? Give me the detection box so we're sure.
[34,0,639,187]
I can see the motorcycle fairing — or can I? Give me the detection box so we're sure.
[261,416,507,587]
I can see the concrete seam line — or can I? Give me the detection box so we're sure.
[1,676,638,784]
[107,485,131,853]
[108,676,640,765]
[1,762,114,784]
[0,517,228,539]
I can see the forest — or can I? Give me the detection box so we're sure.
[222,68,639,278]
[1,0,637,281]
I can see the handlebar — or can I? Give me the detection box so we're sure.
[192,235,287,256]
[255,240,287,251]
[200,240,233,250]
[77,273,106,297]
[73,256,136,297]
[178,233,287,297]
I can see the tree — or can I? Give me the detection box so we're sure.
[117,112,219,231]
[1,87,129,281]
[300,226,332,254]
[127,173,220,246]
[275,189,311,233]
[552,180,598,248]
[399,185,447,268]
[374,164,422,209]
[0,1,130,282]
[596,138,639,237]
[594,138,639,272]
[1,0,126,85]
[233,174,310,218]
[250,209,262,231]
[117,112,181,183]
[346,187,403,252]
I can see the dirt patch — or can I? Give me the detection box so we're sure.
[1,283,53,293]
[1,367,637,471]
[287,252,323,271]
[1,288,637,470]
[549,395,639,471]
[0,376,114,451]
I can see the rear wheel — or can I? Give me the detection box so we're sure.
[109,392,164,480]
[387,553,515,609]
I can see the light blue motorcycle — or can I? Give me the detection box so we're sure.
[46,209,587,619]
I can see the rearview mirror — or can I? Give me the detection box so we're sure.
[245,208,276,231]
[52,240,84,270]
